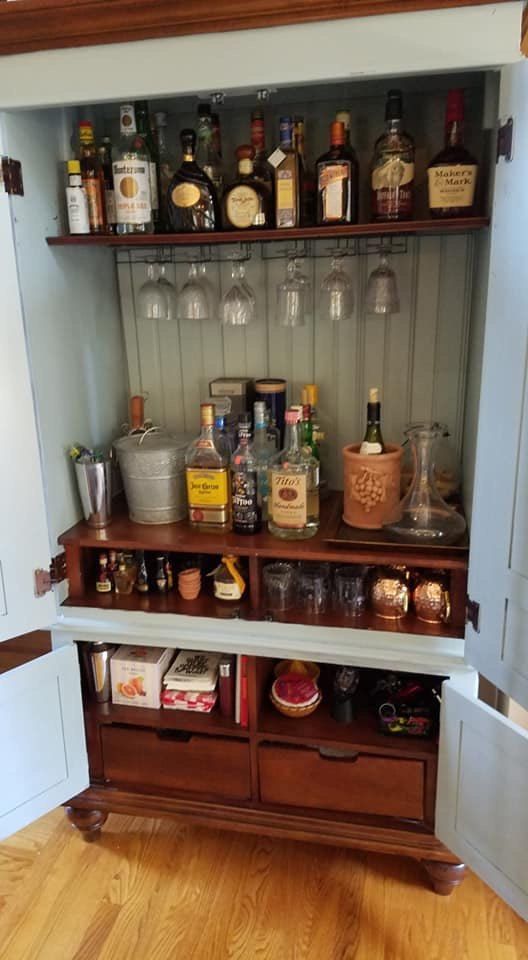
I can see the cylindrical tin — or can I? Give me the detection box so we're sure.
[255,379,287,443]
[114,430,189,524]
[88,641,115,702]
[74,459,112,528]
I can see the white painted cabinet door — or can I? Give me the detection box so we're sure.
[0,166,56,640]
[436,675,528,920]
[465,59,528,711]
[0,644,88,839]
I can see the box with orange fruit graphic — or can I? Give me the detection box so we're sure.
[110,645,174,708]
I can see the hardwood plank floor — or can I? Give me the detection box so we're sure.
[0,810,526,960]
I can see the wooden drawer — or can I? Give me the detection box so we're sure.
[258,743,425,820]
[102,726,251,801]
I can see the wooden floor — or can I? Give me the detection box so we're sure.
[0,810,526,960]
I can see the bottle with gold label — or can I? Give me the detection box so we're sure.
[428,89,478,219]
[185,403,231,531]
[268,408,319,540]
[112,104,153,235]
[223,145,272,230]
[316,121,355,225]
[168,129,220,233]
[78,121,107,234]
[371,90,414,222]
[270,117,300,229]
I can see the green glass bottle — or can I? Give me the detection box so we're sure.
[359,387,385,455]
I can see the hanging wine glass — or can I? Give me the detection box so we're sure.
[320,252,354,322]
[136,263,168,321]
[198,262,219,320]
[276,256,307,328]
[365,252,400,315]
[219,261,255,327]
[157,264,178,321]
[178,262,210,321]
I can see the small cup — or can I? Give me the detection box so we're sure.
[370,566,410,620]
[263,562,297,612]
[297,563,330,615]
[178,567,201,600]
[334,566,368,617]
[413,573,451,624]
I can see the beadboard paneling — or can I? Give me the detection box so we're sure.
[118,233,474,490]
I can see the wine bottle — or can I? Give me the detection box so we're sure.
[359,388,385,455]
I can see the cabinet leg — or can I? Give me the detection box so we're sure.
[65,806,108,842]
[422,860,467,895]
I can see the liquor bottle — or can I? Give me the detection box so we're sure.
[270,117,300,229]
[165,556,174,590]
[154,111,176,232]
[135,101,160,229]
[196,104,223,196]
[250,109,274,197]
[253,401,277,521]
[302,384,325,446]
[155,555,168,592]
[359,387,385,454]
[316,121,355,225]
[98,137,116,233]
[335,110,359,223]
[214,411,235,460]
[300,403,320,460]
[65,160,90,235]
[78,121,107,234]
[428,89,478,219]
[294,115,316,226]
[211,112,222,159]
[371,90,415,222]
[135,550,149,593]
[96,552,112,593]
[113,104,153,235]
[268,408,320,540]
[185,402,230,531]
[223,145,272,230]
[167,129,220,233]
[231,413,261,535]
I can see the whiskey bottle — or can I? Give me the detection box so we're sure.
[316,121,355,225]
[168,129,220,232]
[223,145,272,229]
[96,552,112,593]
[185,403,231,531]
[428,89,478,219]
[78,121,107,234]
[271,117,300,229]
[371,90,414,222]
[359,387,385,454]
[135,101,160,229]
[231,413,261,535]
[154,111,176,232]
[268,409,320,540]
[251,109,274,197]
[335,110,359,223]
[113,104,153,235]
[196,104,223,196]
[98,137,116,233]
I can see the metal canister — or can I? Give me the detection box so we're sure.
[87,641,116,702]
[255,379,287,443]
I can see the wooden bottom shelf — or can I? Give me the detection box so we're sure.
[64,587,249,620]
[87,699,248,739]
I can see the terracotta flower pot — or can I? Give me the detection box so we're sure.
[342,443,402,530]
[178,567,201,600]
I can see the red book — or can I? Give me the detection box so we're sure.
[240,655,249,729]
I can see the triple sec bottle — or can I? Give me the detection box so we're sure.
[113,104,153,235]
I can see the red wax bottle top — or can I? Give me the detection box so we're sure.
[445,89,465,124]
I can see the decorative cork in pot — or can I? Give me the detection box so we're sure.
[342,443,402,530]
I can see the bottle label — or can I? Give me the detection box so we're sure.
[215,580,243,600]
[232,469,259,529]
[83,179,106,230]
[149,161,159,212]
[276,170,295,227]
[120,105,137,135]
[270,472,307,528]
[226,185,260,228]
[96,580,112,593]
[428,164,477,209]
[66,186,90,234]
[186,468,229,525]
[359,440,383,455]
[371,158,414,218]
[172,182,201,208]
[104,188,117,225]
[318,161,350,221]
[113,160,151,224]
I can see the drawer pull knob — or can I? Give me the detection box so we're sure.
[318,747,359,763]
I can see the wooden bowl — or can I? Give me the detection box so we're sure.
[269,690,322,718]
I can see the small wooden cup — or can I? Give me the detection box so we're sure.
[342,443,402,530]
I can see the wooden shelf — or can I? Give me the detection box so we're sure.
[46,217,490,249]
[88,699,248,739]
[64,586,249,621]
[264,606,463,639]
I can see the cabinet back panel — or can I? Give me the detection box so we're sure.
[118,233,474,490]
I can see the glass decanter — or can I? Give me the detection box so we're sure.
[384,423,466,545]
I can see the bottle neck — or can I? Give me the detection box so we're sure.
[367,402,381,425]
[156,125,168,153]
[386,116,402,135]
[200,421,215,443]
[251,118,266,158]
[284,421,301,452]
[445,119,464,147]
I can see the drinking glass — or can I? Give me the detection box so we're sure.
[178,262,210,321]
[157,264,178,321]
[263,562,297,612]
[219,261,255,326]
[276,257,308,328]
[297,563,330,614]
[365,253,400,315]
[320,254,354,322]
[333,565,368,617]
[137,263,168,321]
[198,263,219,320]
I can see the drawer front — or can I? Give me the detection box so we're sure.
[258,744,425,820]
[102,726,251,801]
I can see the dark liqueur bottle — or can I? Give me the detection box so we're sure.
[316,121,356,225]
[428,89,478,219]
[231,413,261,535]
[223,145,273,229]
[167,129,220,232]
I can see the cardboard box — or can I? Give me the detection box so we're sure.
[110,645,174,708]
[209,377,255,416]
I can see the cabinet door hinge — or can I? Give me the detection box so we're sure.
[496,118,513,163]
[466,597,480,633]
[0,156,24,195]
[34,554,67,597]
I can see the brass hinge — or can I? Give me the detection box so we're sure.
[466,597,480,633]
[34,554,67,598]
[0,156,24,195]
[496,118,513,163]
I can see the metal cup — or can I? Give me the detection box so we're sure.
[74,459,112,528]
[87,641,115,703]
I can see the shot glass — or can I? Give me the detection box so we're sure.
[297,563,330,615]
[263,562,297,612]
[333,565,368,617]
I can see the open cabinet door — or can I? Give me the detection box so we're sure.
[436,675,528,920]
[465,59,528,710]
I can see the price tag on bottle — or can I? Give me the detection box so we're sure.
[268,148,286,169]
